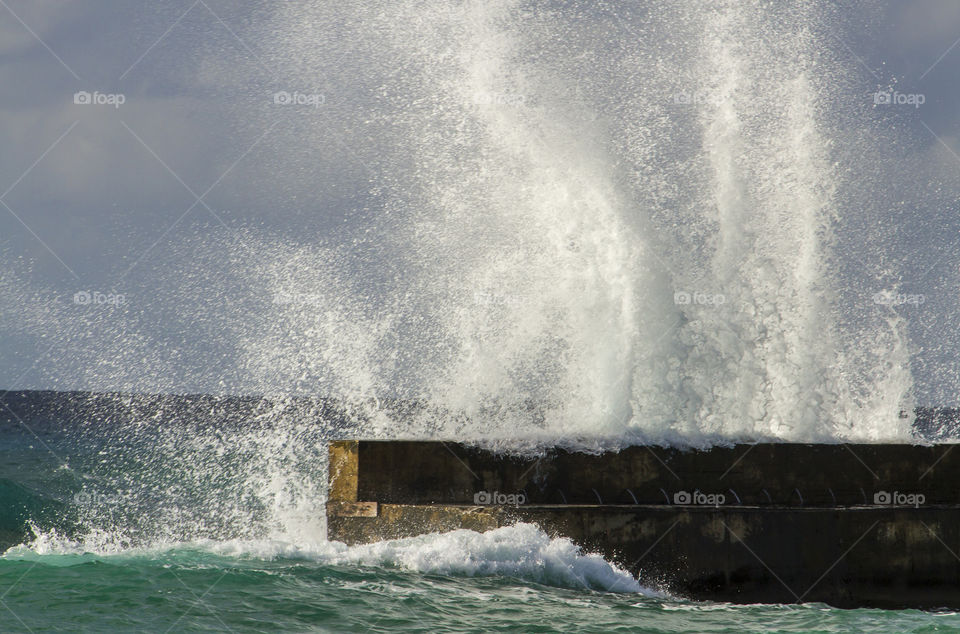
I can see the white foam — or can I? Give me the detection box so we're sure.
[5,523,660,595]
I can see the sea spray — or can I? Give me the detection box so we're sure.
[0,1,923,554]
[246,0,915,443]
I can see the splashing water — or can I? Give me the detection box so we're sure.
[9,523,655,595]
[4,0,921,552]
[243,0,915,445]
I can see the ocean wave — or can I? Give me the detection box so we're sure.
[4,523,659,595]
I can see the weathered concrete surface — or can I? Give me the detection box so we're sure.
[340,441,954,506]
[327,440,960,608]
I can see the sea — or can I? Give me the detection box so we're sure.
[0,392,956,632]
[1,0,955,630]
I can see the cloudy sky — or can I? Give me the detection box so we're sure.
[0,0,385,395]
[1,0,960,406]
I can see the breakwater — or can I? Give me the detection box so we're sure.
[327,440,960,608]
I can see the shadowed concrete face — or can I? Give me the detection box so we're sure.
[327,441,960,608]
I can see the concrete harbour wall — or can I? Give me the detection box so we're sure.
[327,440,960,608]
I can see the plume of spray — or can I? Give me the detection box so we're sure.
[7,0,925,553]
[245,0,915,445]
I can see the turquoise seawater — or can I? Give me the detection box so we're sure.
[2,546,960,633]
[1,398,959,633]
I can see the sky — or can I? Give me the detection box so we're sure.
[0,1,384,395]
[1,0,960,405]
